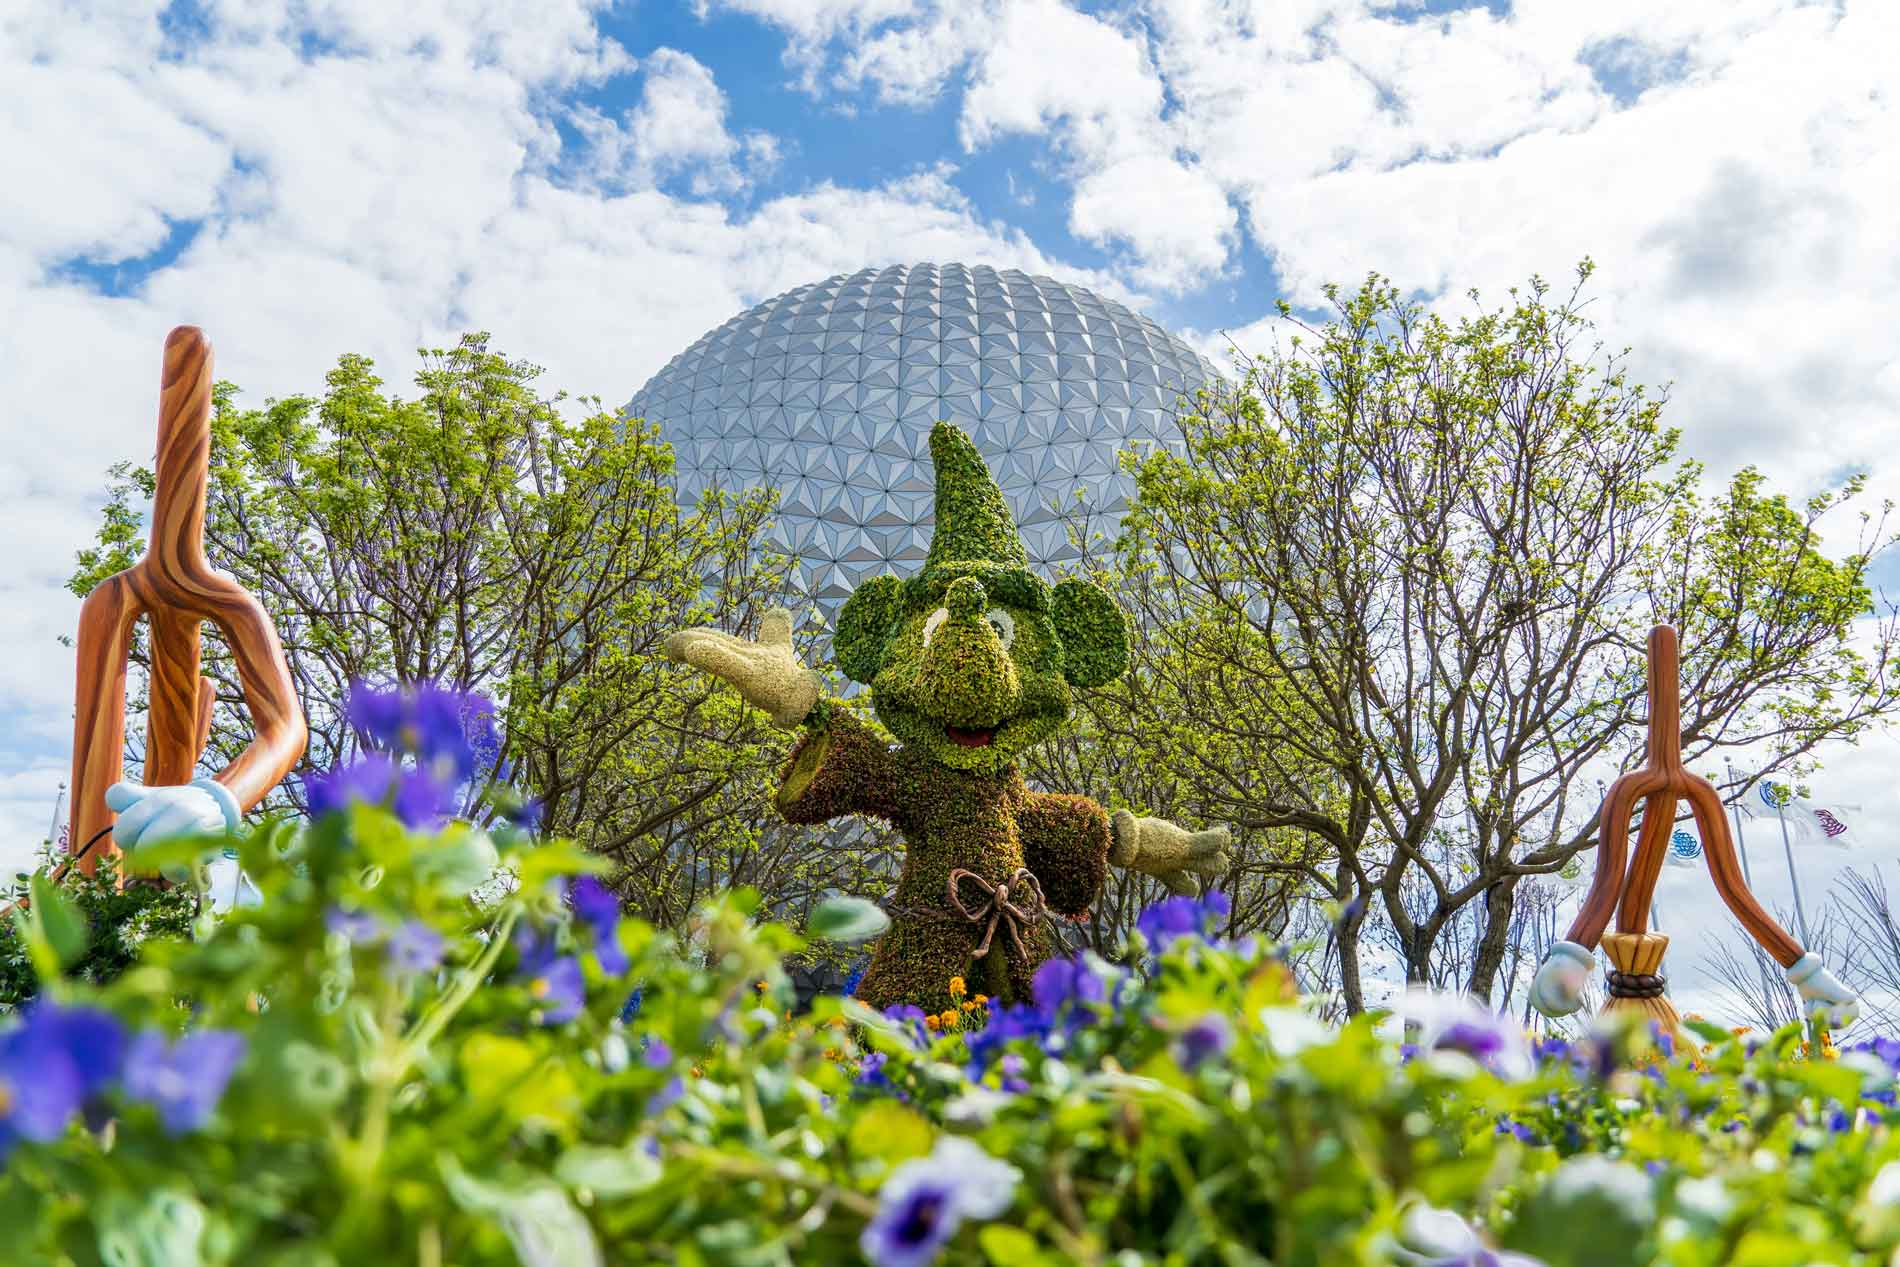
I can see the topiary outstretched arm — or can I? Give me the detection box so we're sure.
[1018,792,1113,916]
[1110,811,1231,898]
[662,607,820,729]
[774,706,902,826]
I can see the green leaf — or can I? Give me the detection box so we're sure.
[414,826,501,896]
[555,1144,663,1197]
[515,841,608,893]
[31,871,88,969]
[1681,1018,1734,1047]
[979,1225,1050,1267]
[95,1189,209,1267]
[807,895,890,943]
[459,1034,579,1128]
[440,1157,603,1267]
[847,1101,933,1167]
[119,831,224,875]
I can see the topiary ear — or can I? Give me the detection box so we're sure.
[1051,578,1128,688]
[834,574,905,684]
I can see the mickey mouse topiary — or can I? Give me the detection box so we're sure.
[664,423,1230,1015]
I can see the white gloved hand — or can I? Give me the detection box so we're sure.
[105,778,241,849]
[1528,940,1595,1018]
[1109,810,1231,897]
[662,607,821,729]
[1786,952,1860,1028]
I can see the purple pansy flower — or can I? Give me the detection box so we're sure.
[503,796,543,832]
[965,1004,1050,1071]
[644,1076,686,1115]
[515,926,585,1025]
[860,1136,1020,1267]
[1136,890,1231,951]
[1030,954,1105,1018]
[122,1028,246,1134]
[28,1001,127,1099]
[1399,990,1533,1081]
[325,905,385,944]
[346,681,493,782]
[569,876,629,976]
[883,1004,931,1048]
[0,1002,126,1154]
[1173,1013,1234,1071]
[387,920,447,975]
[305,753,455,829]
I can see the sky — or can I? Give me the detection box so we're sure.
[3,0,1898,1023]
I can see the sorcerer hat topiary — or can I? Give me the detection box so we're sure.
[925,422,1028,571]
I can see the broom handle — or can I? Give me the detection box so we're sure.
[67,328,307,870]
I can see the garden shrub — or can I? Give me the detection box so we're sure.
[0,851,196,1009]
[5,704,1900,1262]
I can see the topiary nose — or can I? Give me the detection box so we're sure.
[945,576,986,620]
[916,575,1017,729]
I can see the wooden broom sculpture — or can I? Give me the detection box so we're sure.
[66,326,306,872]
[1528,624,1859,1036]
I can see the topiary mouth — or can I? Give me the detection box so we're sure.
[944,725,995,748]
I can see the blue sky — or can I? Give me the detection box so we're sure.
[4,0,1898,1020]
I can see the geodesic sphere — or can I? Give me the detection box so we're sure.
[625,262,1220,617]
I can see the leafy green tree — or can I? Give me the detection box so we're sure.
[1107,263,1899,1011]
[71,335,827,928]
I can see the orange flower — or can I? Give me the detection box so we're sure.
[972,994,989,1005]
[948,976,967,999]
[925,1014,943,1031]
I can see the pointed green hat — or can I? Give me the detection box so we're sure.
[925,422,1028,571]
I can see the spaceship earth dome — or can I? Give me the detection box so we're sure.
[625,262,1222,614]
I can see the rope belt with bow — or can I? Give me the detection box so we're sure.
[886,866,1054,961]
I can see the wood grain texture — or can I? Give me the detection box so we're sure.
[1563,625,1806,968]
[68,327,307,871]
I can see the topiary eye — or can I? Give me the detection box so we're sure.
[985,608,1015,648]
[921,608,949,646]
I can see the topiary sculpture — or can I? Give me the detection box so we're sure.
[663,422,1231,1014]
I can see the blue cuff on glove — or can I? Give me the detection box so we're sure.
[189,777,242,833]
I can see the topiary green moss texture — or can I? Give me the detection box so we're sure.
[771,422,1133,1015]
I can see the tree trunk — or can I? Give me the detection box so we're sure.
[1335,917,1367,1016]
[1465,876,1520,1003]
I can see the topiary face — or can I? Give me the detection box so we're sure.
[868,574,1073,772]
[830,422,1132,773]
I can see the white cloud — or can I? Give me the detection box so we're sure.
[577,47,781,196]
[695,0,921,91]
[1069,154,1236,288]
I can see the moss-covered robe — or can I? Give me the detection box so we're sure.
[777,708,1111,1016]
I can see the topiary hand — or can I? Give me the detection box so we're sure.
[662,607,821,729]
[1110,810,1231,897]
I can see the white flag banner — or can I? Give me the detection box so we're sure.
[1787,796,1858,846]
[1666,828,1702,868]
[1735,779,1858,845]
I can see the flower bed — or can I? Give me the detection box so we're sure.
[6,701,1900,1264]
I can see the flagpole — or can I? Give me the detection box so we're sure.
[1776,795,1814,948]
[1724,759,1755,887]
[46,782,67,854]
